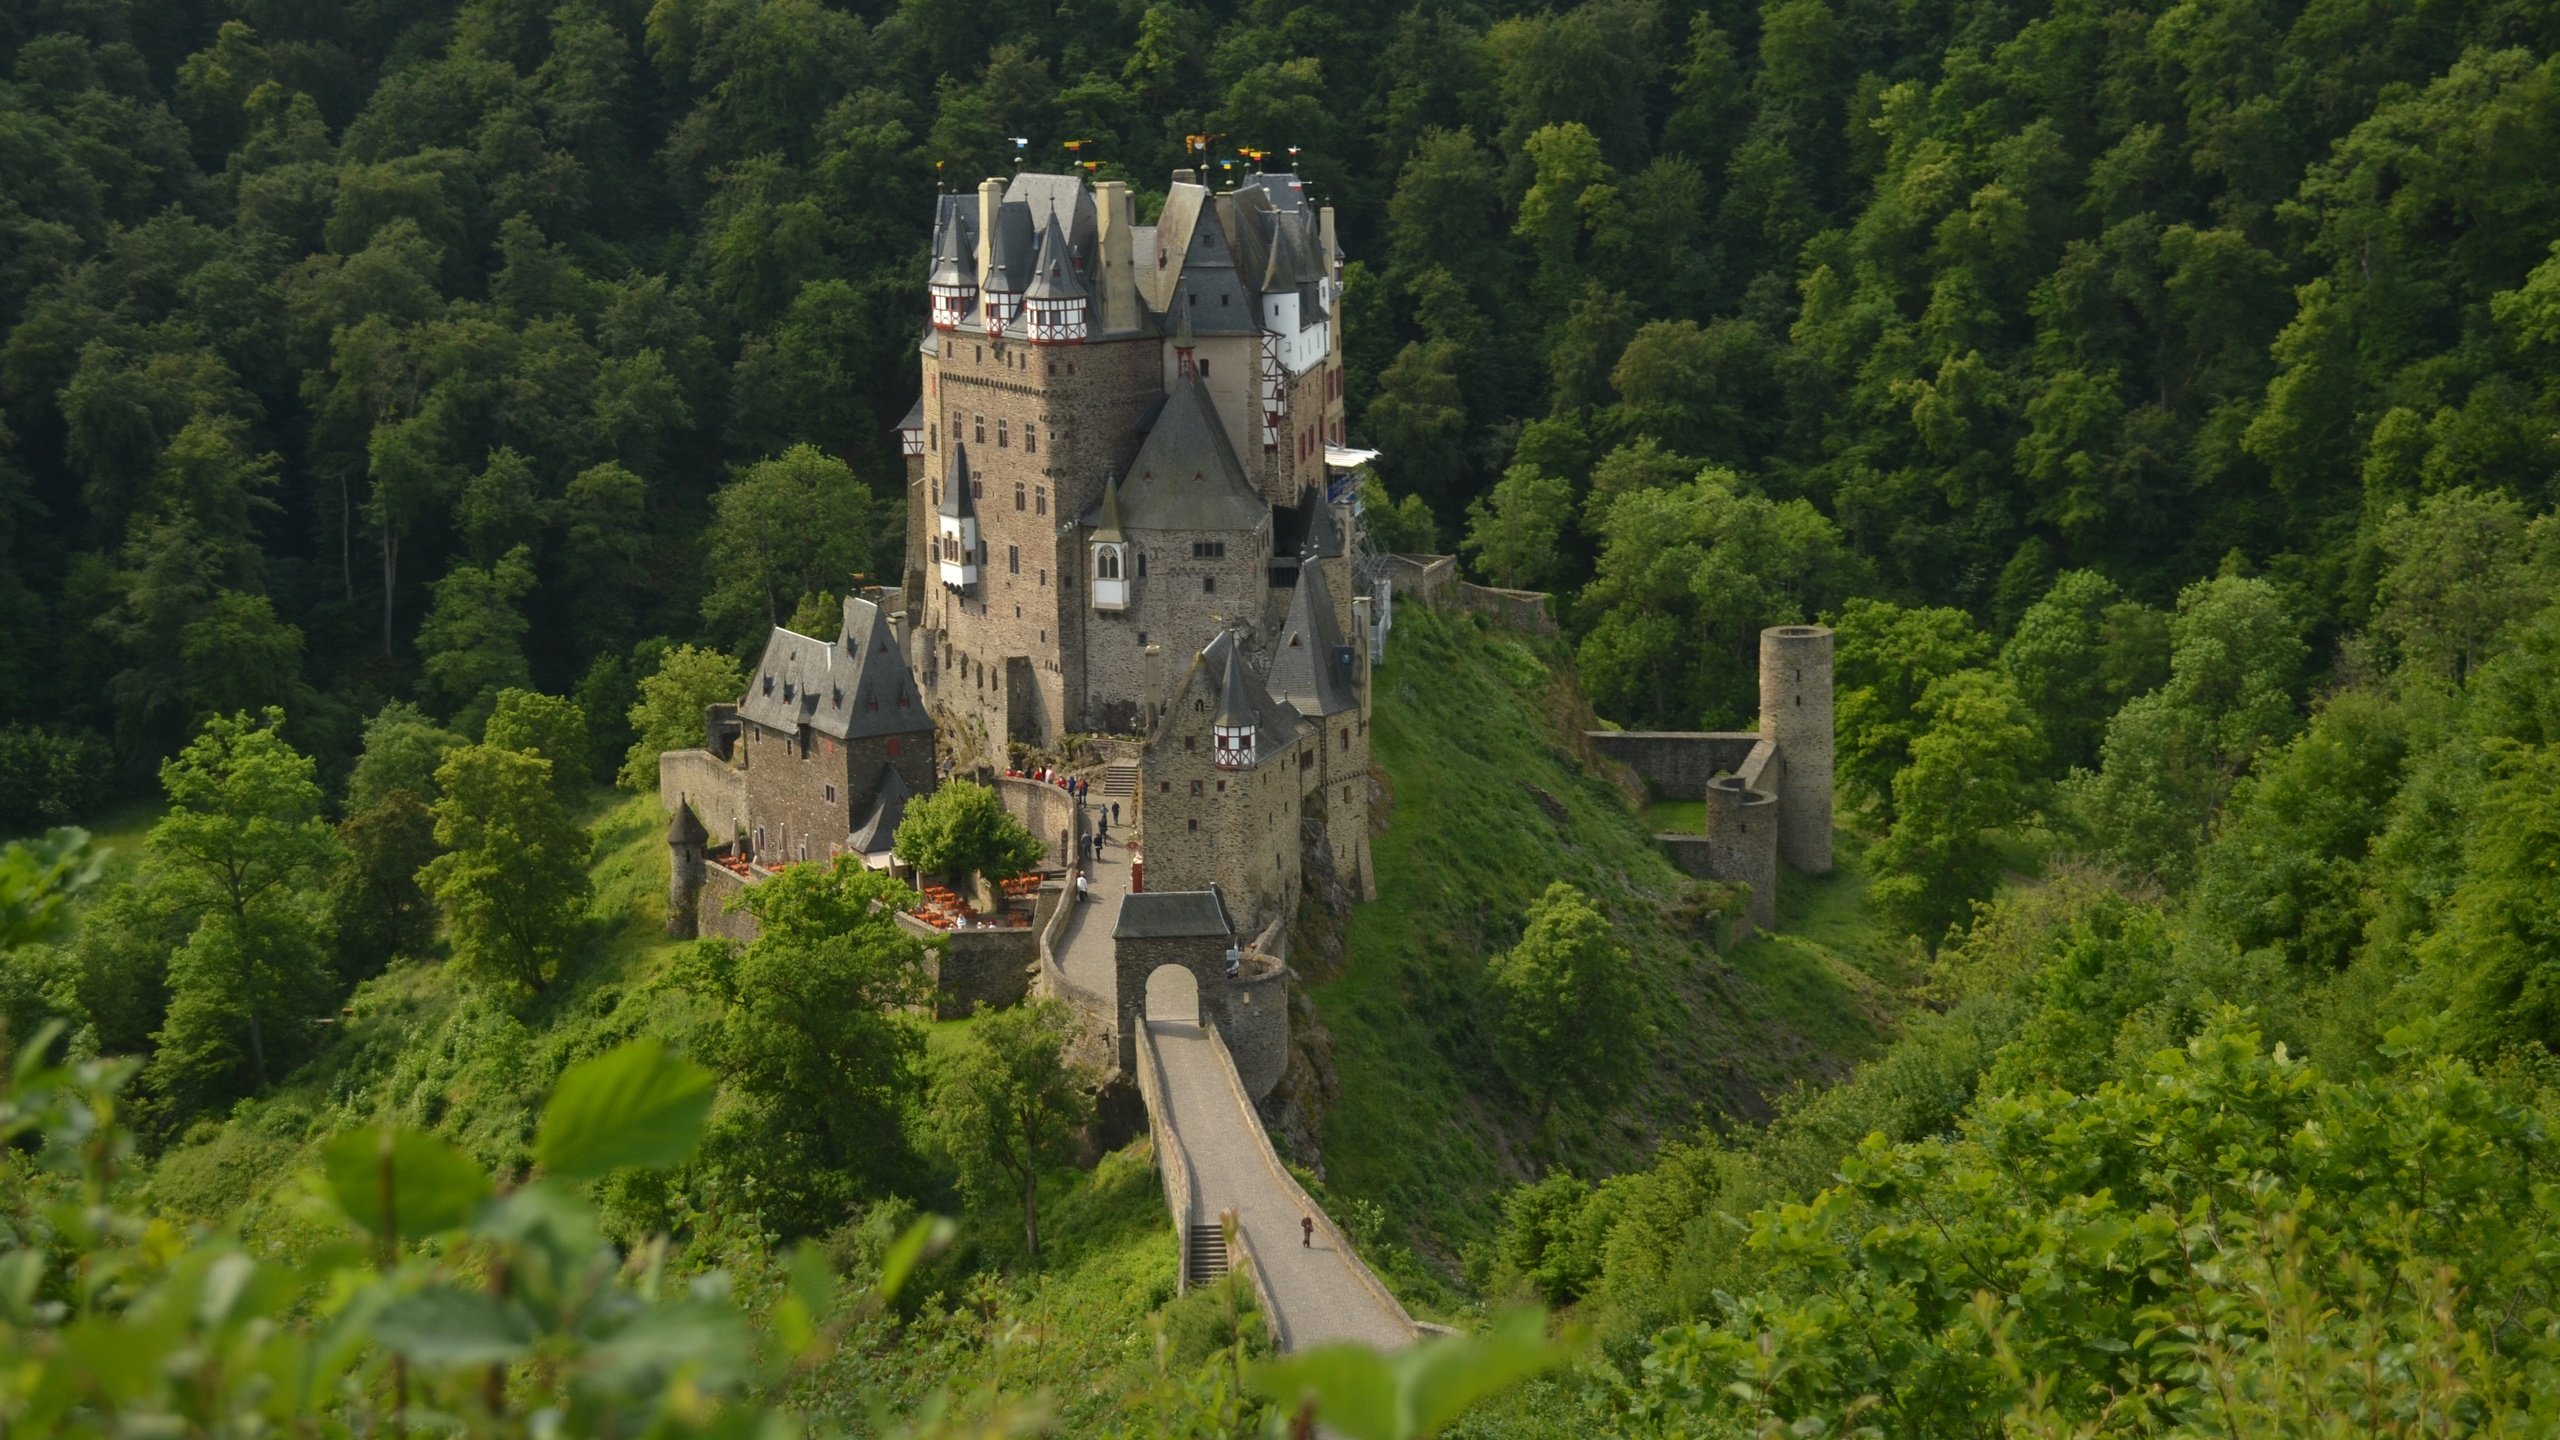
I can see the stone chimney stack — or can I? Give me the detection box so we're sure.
[1093,179,1140,335]
[1319,204,1338,280]
[976,176,1004,289]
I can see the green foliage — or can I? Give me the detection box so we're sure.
[347,701,467,811]
[1249,1308,1567,1440]
[1485,881,1648,1113]
[0,727,111,833]
[1575,468,1864,728]
[620,643,745,790]
[1834,599,1993,823]
[326,786,440,981]
[1998,570,2165,781]
[418,741,591,995]
[142,709,340,1114]
[2370,488,2556,684]
[534,1037,718,1182]
[417,544,538,731]
[894,779,1044,890]
[2063,576,2307,887]
[1867,668,2041,944]
[700,444,881,647]
[1461,466,1575,591]
[1359,474,1441,554]
[675,859,928,1233]
[1620,1015,2560,1436]
[928,1000,1095,1259]
[482,687,592,803]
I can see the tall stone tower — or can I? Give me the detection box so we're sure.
[1758,625,1834,874]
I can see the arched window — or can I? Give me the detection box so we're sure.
[1095,547,1121,581]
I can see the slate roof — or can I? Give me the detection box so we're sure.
[1115,377,1265,533]
[1159,629,1308,764]
[1115,888,1233,940]
[737,595,932,741]
[1268,561,1359,718]
[1214,642,1256,728]
[1167,206,1258,336]
[895,395,924,432]
[848,764,912,854]
[938,442,974,519]
[927,210,974,289]
[1022,215,1086,300]
[1091,472,1127,543]
[667,800,708,844]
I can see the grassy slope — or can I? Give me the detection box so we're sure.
[1309,607,1907,1291]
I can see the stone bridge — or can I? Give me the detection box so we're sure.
[1050,836,1416,1352]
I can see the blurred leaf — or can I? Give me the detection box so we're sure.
[1249,1310,1564,1440]
[535,1038,716,1181]
[876,1214,956,1304]
[584,1300,750,1388]
[321,1124,493,1240]
[372,1287,536,1367]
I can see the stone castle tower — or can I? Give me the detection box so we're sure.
[891,165,1376,938]
[1757,625,1835,875]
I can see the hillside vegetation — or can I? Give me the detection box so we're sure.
[1310,604,1903,1295]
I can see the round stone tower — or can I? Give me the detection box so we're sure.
[1704,776,1779,935]
[666,801,708,940]
[1758,625,1835,875]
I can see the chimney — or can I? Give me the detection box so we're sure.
[1172,167,1196,186]
[1319,204,1338,280]
[1094,179,1139,335]
[976,177,1004,289]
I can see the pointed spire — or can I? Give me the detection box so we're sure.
[1023,215,1086,299]
[1214,639,1255,730]
[929,215,973,287]
[983,213,1019,293]
[938,443,974,519]
[1094,471,1126,542]
[1173,300,1197,377]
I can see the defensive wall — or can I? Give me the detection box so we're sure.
[1379,553,1557,635]
[997,774,1084,868]
[898,906,1041,1019]
[660,748,748,844]
[1585,731,1764,802]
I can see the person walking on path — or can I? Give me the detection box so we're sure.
[1076,872,1091,905]
[1300,1215,1314,1247]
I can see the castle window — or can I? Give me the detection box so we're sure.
[1188,819,1198,832]
[1039,569,1047,586]
[1191,541,1226,559]
[974,414,985,443]
[929,423,937,449]
[1203,576,1216,594]
[824,783,837,803]
[971,477,983,499]
[1096,548,1121,580]
[866,697,878,712]
[1191,780,1203,796]
[1009,545,1019,575]
[1035,484,1046,516]
[1216,780,1226,793]
[1200,359,1210,377]
[1025,424,1038,454]
[1137,554,1146,577]
[1185,736,1195,750]
[997,418,1009,447]
[1300,750,1312,770]
[1048,361,1057,376]
[1014,481,1026,511]
[951,409,961,436]
[1160,781,1170,793]
[888,738,902,757]
[1340,728,1349,750]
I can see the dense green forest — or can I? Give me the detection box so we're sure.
[10,0,2560,1433]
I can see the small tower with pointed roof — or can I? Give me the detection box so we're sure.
[1023,215,1089,343]
[928,216,976,330]
[1090,472,1129,611]
[935,443,979,592]
[1212,641,1256,769]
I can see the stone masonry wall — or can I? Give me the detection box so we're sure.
[919,331,1161,750]
[1114,931,1231,1074]
[697,864,760,943]
[900,911,1037,1019]
[1142,705,1305,939]
[1704,777,1779,935]
[660,748,747,844]
[1224,966,1290,1100]
[1084,524,1272,725]
[997,775,1082,869]
[1586,731,1764,802]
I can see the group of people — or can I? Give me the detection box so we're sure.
[1009,764,1089,801]
[1072,801,1120,903]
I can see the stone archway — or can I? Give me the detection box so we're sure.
[1145,962,1203,1026]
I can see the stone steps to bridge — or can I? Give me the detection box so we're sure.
[1184,1222,1229,1288]
[1102,760,1139,798]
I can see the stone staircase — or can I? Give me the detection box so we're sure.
[1184,1222,1229,1287]
[1102,760,1139,800]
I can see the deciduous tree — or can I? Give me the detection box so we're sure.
[928,999,1095,1259]
[418,741,589,995]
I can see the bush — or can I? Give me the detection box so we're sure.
[0,725,111,831]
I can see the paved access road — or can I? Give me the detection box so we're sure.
[1052,829,1411,1353]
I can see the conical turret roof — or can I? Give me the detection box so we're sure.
[938,443,974,519]
[929,216,973,287]
[1093,471,1126,542]
[1023,215,1086,300]
[983,215,1020,292]
[1214,640,1256,729]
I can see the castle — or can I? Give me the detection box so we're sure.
[661,164,1375,1024]
[891,166,1375,936]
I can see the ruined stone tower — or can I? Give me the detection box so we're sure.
[1758,625,1835,875]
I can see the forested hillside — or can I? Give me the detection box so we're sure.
[11,0,2560,1435]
